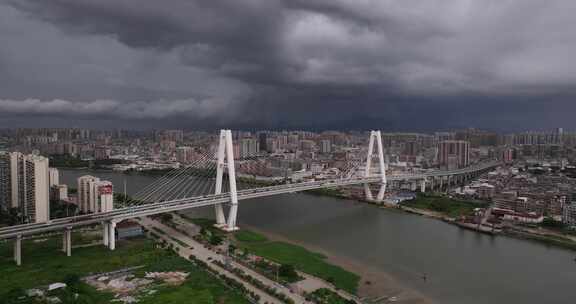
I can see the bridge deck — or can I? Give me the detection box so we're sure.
[0,161,500,239]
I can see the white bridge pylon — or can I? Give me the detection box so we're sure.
[364,131,387,203]
[213,129,388,232]
[214,129,240,232]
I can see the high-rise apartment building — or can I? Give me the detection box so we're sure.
[78,175,98,213]
[0,152,50,223]
[94,146,111,160]
[258,133,268,152]
[176,146,193,164]
[437,140,470,169]
[77,175,114,213]
[240,138,259,159]
[0,152,14,211]
[320,140,331,154]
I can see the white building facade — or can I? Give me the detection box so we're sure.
[77,175,114,213]
[49,167,59,187]
[0,152,50,223]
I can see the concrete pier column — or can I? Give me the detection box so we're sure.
[109,221,117,250]
[376,183,387,202]
[364,184,374,201]
[62,231,67,252]
[214,130,227,228]
[65,227,72,257]
[420,179,426,193]
[224,130,239,232]
[103,222,109,246]
[14,235,22,266]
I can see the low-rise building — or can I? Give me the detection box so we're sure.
[492,208,544,224]
[116,221,143,239]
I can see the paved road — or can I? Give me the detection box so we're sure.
[138,217,308,304]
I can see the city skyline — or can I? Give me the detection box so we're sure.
[1,0,576,130]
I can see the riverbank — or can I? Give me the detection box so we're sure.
[241,224,435,304]
[504,226,576,251]
[382,197,576,252]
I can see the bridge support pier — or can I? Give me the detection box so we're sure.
[103,222,109,247]
[64,227,72,257]
[14,234,22,266]
[108,221,117,250]
[364,131,387,203]
[214,130,227,229]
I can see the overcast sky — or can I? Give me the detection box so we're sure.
[1,0,575,131]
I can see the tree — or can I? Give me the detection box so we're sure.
[159,213,173,223]
[3,288,26,304]
[209,234,223,246]
[542,217,566,229]
[278,264,299,281]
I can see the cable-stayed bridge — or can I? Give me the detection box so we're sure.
[1,130,500,265]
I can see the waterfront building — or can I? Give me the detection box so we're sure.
[78,175,114,213]
[49,167,59,186]
[0,151,50,223]
[94,146,111,160]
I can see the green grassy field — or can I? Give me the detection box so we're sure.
[0,234,249,304]
[233,230,360,294]
[307,288,353,304]
[235,230,268,242]
[402,194,487,217]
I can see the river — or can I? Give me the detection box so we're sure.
[60,169,576,304]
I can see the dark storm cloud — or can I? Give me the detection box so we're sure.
[10,0,290,82]
[1,0,576,130]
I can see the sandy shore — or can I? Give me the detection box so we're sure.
[241,224,435,304]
